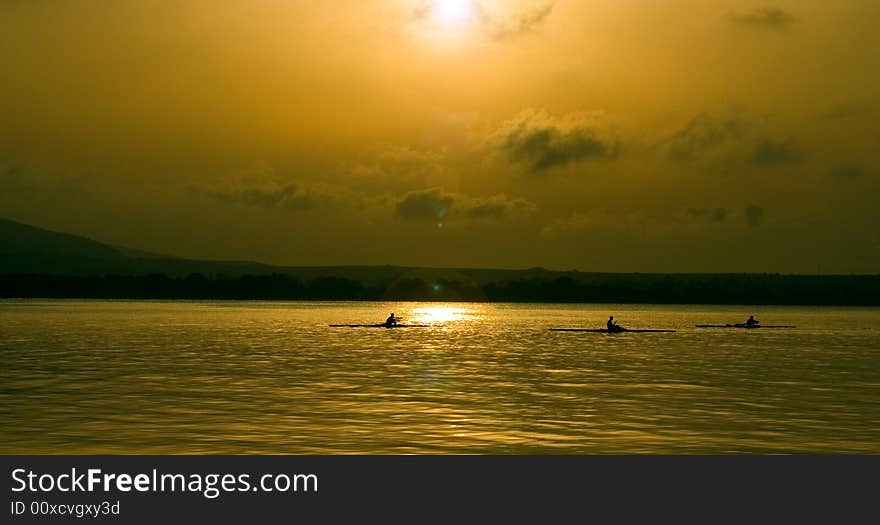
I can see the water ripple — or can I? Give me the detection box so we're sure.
[1,300,878,453]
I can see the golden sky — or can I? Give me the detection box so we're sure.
[2,0,878,272]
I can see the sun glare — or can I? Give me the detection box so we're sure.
[411,306,467,324]
[434,0,473,24]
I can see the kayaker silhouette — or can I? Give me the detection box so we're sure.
[745,315,759,327]
[385,313,399,327]
[607,316,623,333]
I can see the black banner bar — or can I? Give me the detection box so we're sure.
[2,456,876,523]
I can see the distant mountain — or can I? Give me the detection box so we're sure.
[0,217,275,276]
[0,217,124,260]
[0,217,131,274]
[0,217,558,283]
[2,216,879,306]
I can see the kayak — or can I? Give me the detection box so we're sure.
[695,324,796,329]
[549,328,676,333]
[329,324,431,328]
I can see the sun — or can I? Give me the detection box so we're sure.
[433,0,473,25]
[412,0,476,47]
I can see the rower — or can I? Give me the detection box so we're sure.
[385,313,399,327]
[746,315,759,327]
[607,316,623,333]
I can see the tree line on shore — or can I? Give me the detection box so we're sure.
[1,272,878,305]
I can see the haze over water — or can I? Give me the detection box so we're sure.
[2,300,878,454]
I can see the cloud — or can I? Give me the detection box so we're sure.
[463,194,536,219]
[475,2,555,41]
[749,139,804,166]
[827,163,865,178]
[729,7,794,28]
[348,145,444,193]
[688,205,771,228]
[687,207,728,223]
[188,162,336,211]
[192,182,317,210]
[189,164,328,211]
[394,188,534,222]
[543,204,771,239]
[820,102,876,121]
[493,110,620,173]
[665,115,807,169]
[665,114,749,161]
[540,208,666,239]
[395,188,455,220]
[744,204,765,227]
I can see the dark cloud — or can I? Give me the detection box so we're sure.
[192,183,317,210]
[820,102,875,121]
[395,188,454,221]
[729,7,794,28]
[687,207,728,223]
[394,188,534,222]
[495,110,619,172]
[750,139,804,166]
[476,2,555,41]
[666,115,748,161]
[666,115,807,169]
[827,163,865,178]
[744,204,765,227]
[463,195,535,219]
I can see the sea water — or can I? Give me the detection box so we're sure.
[2,300,878,453]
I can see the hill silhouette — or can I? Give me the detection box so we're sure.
[1,217,878,305]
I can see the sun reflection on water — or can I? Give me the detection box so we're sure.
[409,305,470,324]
